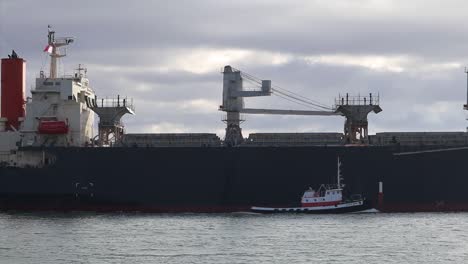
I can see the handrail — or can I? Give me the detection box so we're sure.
[335,94,380,106]
[96,96,135,111]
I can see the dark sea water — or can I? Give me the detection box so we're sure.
[0,212,467,263]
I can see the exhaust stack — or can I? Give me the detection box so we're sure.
[1,50,25,131]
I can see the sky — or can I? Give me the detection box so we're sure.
[1,0,468,137]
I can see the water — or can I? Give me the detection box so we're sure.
[0,212,467,264]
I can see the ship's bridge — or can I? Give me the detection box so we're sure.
[22,69,97,147]
[21,27,97,147]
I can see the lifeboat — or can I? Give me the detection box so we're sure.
[38,120,69,134]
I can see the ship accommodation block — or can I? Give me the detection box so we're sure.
[22,76,95,147]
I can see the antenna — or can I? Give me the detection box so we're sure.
[464,68,468,132]
[45,26,74,78]
[47,25,55,44]
[75,64,86,77]
[465,67,468,110]
[337,156,341,188]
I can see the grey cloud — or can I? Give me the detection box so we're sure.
[4,0,468,59]
[2,0,468,137]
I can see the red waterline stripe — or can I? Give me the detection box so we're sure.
[301,201,340,207]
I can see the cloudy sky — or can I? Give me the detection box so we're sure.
[1,0,468,137]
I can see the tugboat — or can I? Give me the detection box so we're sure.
[251,157,375,213]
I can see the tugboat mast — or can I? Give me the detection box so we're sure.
[337,157,341,188]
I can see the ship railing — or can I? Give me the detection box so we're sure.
[334,93,379,106]
[371,132,468,146]
[245,133,344,145]
[321,184,341,190]
[96,96,135,111]
[122,141,222,147]
[244,142,344,146]
[121,134,222,147]
[62,74,75,78]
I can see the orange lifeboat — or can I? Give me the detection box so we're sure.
[38,120,69,134]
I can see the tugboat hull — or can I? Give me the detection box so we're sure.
[251,200,373,214]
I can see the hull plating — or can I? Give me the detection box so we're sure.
[1,145,467,213]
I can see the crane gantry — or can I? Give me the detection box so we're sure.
[219,65,382,146]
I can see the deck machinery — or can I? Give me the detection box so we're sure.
[219,65,382,146]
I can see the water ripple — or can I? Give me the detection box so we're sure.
[0,212,467,263]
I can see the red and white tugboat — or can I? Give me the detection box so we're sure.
[251,157,374,214]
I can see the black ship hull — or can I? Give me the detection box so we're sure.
[0,145,467,212]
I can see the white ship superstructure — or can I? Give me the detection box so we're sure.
[21,27,95,147]
[0,27,135,168]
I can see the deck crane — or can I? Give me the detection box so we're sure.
[219,65,382,146]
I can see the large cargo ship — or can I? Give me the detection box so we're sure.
[1,28,468,212]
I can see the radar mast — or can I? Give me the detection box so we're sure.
[44,25,74,78]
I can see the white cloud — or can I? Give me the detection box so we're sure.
[412,101,463,125]
[149,122,187,133]
[304,54,461,74]
[86,48,293,75]
[179,99,219,113]
[305,55,408,73]
[138,99,219,114]
[87,47,463,78]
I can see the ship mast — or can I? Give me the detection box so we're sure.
[46,25,74,78]
[464,68,468,131]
